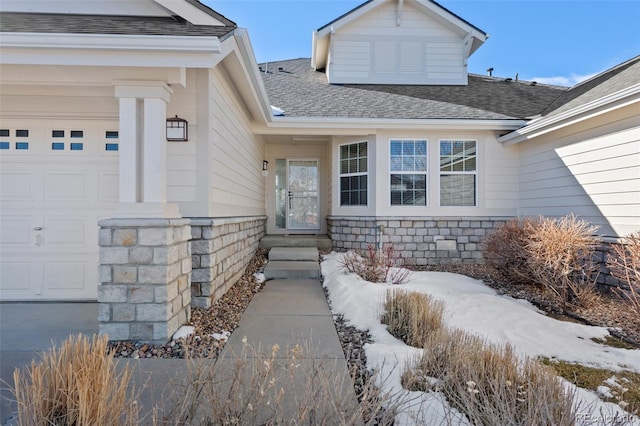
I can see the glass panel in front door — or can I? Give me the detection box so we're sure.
[287,160,319,230]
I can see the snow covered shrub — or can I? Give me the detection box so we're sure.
[607,231,640,315]
[403,328,577,425]
[483,217,538,285]
[381,290,444,348]
[340,244,411,284]
[12,334,139,425]
[526,215,600,311]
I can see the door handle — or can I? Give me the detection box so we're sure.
[288,191,292,209]
[33,227,43,231]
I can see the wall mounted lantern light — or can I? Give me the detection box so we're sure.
[262,160,269,177]
[166,115,188,141]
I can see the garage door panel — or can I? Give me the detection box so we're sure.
[0,260,38,299]
[44,262,87,290]
[43,215,89,245]
[0,172,35,201]
[42,259,97,299]
[99,171,119,202]
[44,172,88,201]
[0,216,33,245]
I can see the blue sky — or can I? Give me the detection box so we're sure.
[206,0,640,86]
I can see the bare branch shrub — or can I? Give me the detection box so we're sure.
[381,289,444,348]
[403,328,577,425]
[607,231,640,315]
[12,334,139,425]
[340,244,412,284]
[483,217,538,285]
[526,215,600,311]
[157,340,403,425]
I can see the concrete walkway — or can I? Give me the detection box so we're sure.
[209,278,359,424]
[1,253,359,424]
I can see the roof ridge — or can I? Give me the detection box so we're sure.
[467,73,569,89]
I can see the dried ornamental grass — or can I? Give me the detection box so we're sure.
[12,334,139,426]
[526,215,600,310]
[404,328,577,425]
[157,339,401,425]
[381,289,444,348]
[483,217,538,285]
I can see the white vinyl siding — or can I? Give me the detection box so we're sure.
[209,68,266,217]
[518,121,640,237]
[328,1,467,85]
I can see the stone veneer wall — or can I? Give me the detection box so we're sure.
[327,216,513,265]
[190,216,267,308]
[98,218,192,343]
[594,240,629,289]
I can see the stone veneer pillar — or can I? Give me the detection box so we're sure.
[98,218,192,343]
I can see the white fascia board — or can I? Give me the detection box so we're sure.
[416,0,486,41]
[254,118,525,135]
[313,0,384,69]
[1,32,221,68]
[231,28,276,124]
[316,0,385,38]
[498,84,640,145]
[154,0,226,26]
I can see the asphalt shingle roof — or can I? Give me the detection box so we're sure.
[260,58,568,120]
[0,12,236,38]
[541,55,640,117]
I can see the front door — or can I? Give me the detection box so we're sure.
[284,159,319,231]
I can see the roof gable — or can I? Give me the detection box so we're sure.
[312,0,487,71]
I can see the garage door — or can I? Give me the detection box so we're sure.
[0,121,119,300]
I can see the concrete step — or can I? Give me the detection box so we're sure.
[269,247,319,262]
[263,261,320,280]
[260,235,332,249]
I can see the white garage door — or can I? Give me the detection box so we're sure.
[0,121,119,300]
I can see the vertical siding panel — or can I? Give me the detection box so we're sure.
[329,1,466,84]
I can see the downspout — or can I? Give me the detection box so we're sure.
[397,0,404,26]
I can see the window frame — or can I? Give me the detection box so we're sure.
[389,138,428,207]
[339,141,368,207]
[438,139,478,207]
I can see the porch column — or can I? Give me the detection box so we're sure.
[117,97,140,203]
[113,81,179,218]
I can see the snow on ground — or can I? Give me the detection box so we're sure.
[321,252,640,425]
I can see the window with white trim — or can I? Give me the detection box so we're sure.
[339,141,368,206]
[390,139,427,206]
[439,140,477,206]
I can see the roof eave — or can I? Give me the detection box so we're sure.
[254,117,525,135]
[0,32,223,68]
[227,28,276,124]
